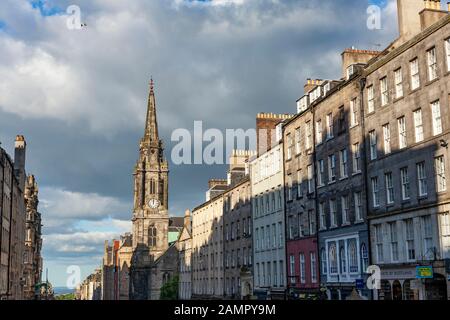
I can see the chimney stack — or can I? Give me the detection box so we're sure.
[184,209,191,230]
[14,135,26,190]
[420,0,448,30]
[396,0,425,45]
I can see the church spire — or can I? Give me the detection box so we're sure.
[143,78,159,144]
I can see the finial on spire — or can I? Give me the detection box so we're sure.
[150,77,154,94]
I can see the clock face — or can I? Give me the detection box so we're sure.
[148,199,160,209]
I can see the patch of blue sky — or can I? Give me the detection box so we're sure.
[368,0,388,8]
[30,0,64,17]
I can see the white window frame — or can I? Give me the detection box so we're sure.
[330,199,338,228]
[295,127,301,155]
[371,177,380,208]
[297,170,302,198]
[441,212,450,237]
[374,224,384,263]
[369,130,377,160]
[422,215,433,257]
[389,222,399,262]
[400,167,410,201]
[318,160,325,186]
[446,38,450,72]
[383,124,391,154]
[413,109,424,143]
[307,164,314,193]
[319,202,326,230]
[287,174,293,201]
[427,47,438,81]
[385,172,394,205]
[354,192,363,222]
[353,142,361,173]
[316,119,323,145]
[350,98,358,126]
[405,219,416,261]
[289,255,296,285]
[410,58,420,90]
[328,154,336,183]
[431,100,442,136]
[310,252,317,283]
[367,85,374,113]
[326,113,334,139]
[435,155,447,192]
[299,253,306,284]
[417,162,428,197]
[341,195,350,225]
[306,121,312,150]
[398,116,407,149]
[380,77,389,106]
[394,68,403,99]
[340,149,348,178]
[286,133,292,160]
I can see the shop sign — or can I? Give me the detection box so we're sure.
[416,266,433,279]
[381,268,415,280]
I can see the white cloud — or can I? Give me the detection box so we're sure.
[40,186,130,221]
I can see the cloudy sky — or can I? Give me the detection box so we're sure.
[0,0,397,287]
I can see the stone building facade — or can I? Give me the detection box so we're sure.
[280,0,450,300]
[23,175,43,300]
[223,176,252,299]
[192,184,225,298]
[283,62,375,300]
[283,80,322,300]
[192,150,253,299]
[251,141,288,300]
[0,136,27,300]
[79,268,102,300]
[102,234,133,301]
[362,0,450,300]
[177,210,192,300]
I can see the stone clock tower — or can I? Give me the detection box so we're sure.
[130,79,170,299]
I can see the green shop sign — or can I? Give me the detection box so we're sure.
[416,266,433,279]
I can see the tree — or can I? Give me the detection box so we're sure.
[160,275,179,300]
[55,293,76,300]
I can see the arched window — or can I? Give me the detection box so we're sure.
[340,247,347,274]
[329,243,338,274]
[321,249,327,275]
[148,225,157,248]
[361,243,369,273]
[348,240,358,273]
[163,272,171,285]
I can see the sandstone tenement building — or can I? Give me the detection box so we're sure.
[0,136,43,300]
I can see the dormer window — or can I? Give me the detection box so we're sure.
[297,95,309,113]
[346,65,355,80]
[309,86,322,103]
[323,82,331,96]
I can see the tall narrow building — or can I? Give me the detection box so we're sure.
[129,80,178,300]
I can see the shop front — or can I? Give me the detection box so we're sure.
[376,263,448,300]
